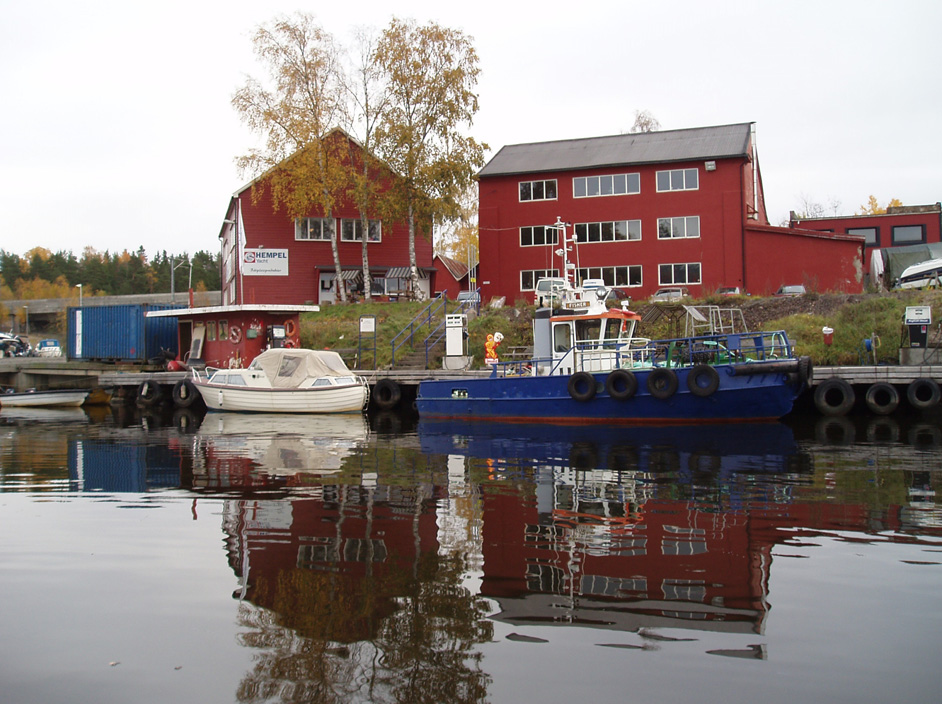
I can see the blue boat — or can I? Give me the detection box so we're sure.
[417,221,810,424]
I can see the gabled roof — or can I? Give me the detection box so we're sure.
[435,254,474,281]
[479,122,754,178]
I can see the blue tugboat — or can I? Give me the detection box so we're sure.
[417,221,811,424]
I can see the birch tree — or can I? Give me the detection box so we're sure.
[374,18,486,299]
[232,13,350,301]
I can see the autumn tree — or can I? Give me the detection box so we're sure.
[434,181,478,266]
[858,195,903,215]
[374,18,486,299]
[233,13,351,301]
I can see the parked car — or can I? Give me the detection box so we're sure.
[717,286,743,296]
[650,287,690,303]
[774,285,806,297]
[36,339,62,357]
[534,277,566,307]
[456,290,481,305]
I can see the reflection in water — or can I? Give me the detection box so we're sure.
[1,405,940,703]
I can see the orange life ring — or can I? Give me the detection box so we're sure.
[284,339,296,348]
[284,319,297,337]
[229,325,242,344]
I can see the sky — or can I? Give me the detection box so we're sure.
[2,0,940,259]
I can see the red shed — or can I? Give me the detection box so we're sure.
[478,122,864,301]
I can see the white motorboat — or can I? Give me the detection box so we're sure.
[190,348,369,414]
[1,388,89,408]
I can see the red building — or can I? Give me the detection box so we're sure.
[478,123,864,302]
[218,131,435,307]
[789,203,942,281]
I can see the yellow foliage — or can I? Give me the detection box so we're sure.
[857,195,902,215]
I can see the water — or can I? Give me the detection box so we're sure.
[1,405,940,704]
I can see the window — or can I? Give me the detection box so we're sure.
[521,269,559,291]
[892,225,925,244]
[656,168,699,192]
[575,220,642,243]
[659,262,701,285]
[520,225,560,247]
[219,320,228,340]
[295,217,335,241]
[576,265,642,288]
[341,219,382,242]
[848,227,879,247]
[206,321,216,342]
[573,173,640,198]
[657,216,700,239]
[519,179,558,202]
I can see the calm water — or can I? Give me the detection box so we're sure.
[1,404,940,704]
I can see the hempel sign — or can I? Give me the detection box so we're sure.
[242,249,289,276]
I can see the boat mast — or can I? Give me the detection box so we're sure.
[551,217,575,289]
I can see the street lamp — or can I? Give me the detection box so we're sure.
[23,306,29,337]
[76,283,83,306]
[171,256,193,305]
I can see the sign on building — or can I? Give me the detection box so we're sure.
[242,249,289,276]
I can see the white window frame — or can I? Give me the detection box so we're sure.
[657,216,700,239]
[658,262,701,286]
[519,179,558,202]
[573,173,641,198]
[576,265,642,288]
[295,217,335,241]
[656,168,699,192]
[575,220,642,243]
[341,219,382,243]
[520,225,560,247]
[520,268,560,291]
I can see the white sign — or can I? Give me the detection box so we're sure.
[242,249,289,276]
[905,306,932,325]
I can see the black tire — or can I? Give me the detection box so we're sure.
[906,378,941,410]
[647,368,678,400]
[137,380,163,407]
[686,364,720,397]
[798,356,814,386]
[605,369,637,400]
[864,382,899,416]
[567,372,597,402]
[172,379,200,408]
[814,416,856,445]
[813,377,855,417]
[373,379,402,410]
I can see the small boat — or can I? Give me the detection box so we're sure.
[190,348,369,414]
[417,219,811,424]
[896,258,942,290]
[0,388,89,408]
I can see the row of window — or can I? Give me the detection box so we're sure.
[296,217,382,243]
[520,262,702,290]
[519,217,700,247]
[847,224,926,247]
[519,168,700,202]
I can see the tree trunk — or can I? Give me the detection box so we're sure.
[408,202,423,300]
[359,213,372,303]
[329,208,346,303]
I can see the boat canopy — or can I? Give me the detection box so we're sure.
[249,349,355,388]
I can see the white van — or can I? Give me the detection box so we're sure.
[534,277,566,307]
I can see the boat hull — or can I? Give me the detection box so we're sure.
[1,390,88,408]
[416,364,802,423]
[193,381,367,414]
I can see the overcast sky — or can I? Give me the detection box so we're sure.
[2,0,939,259]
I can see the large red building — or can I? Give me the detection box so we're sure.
[218,131,435,307]
[478,123,865,303]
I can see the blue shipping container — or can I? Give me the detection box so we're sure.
[66,304,183,361]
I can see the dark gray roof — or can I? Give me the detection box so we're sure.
[479,123,754,178]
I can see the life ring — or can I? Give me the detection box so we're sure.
[605,369,637,400]
[686,364,720,397]
[229,325,243,344]
[906,378,941,410]
[285,319,297,337]
[647,368,678,400]
[864,382,899,416]
[813,377,855,416]
[568,372,597,402]
[373,379,402,410]
[172,379,200,409]
[137,380,163,406]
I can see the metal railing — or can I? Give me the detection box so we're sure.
[390,292,446,366]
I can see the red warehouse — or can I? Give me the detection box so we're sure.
[477,123,864,303]
[218,130,435,307]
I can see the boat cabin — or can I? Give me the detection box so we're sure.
[896,258,942,290]
[146,304,319,369]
